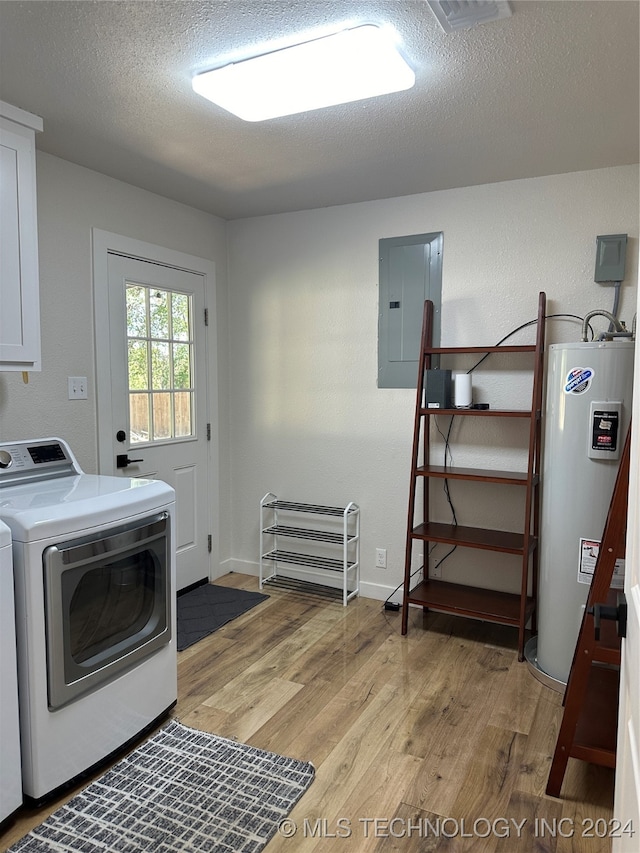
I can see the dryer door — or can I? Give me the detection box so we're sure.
[43,512,171,709]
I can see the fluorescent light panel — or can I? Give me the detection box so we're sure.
[192,25,415,121]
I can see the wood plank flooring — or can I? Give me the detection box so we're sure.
[1,573,615,852]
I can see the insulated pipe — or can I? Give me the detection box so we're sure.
[581,309,625,341]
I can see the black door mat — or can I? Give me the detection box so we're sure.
[177,583,269,651]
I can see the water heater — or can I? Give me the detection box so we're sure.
[535,341,634,684]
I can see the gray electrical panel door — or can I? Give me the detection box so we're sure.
[378,232,443,388]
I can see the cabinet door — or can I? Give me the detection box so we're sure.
[0,117,41,371]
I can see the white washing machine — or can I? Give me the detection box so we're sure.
[0,518,22,821]
[0,438,177,803]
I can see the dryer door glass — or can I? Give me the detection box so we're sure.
[68,550,157,664]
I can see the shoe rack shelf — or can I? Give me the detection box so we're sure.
[260,493,360,606]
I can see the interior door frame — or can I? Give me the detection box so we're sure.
[92,228,220,579]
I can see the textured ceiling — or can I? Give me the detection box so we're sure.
[0,0,638,220]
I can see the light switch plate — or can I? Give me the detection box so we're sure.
[68,376,88,399]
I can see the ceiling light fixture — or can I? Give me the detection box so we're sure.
[192,25,415,122]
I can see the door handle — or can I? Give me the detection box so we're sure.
[588,592,627,640]
[116,454,144,469]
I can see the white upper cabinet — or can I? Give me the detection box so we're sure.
[0,101,43,372]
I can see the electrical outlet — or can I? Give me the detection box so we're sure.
[430,564,442,579]
[375,548,387,569]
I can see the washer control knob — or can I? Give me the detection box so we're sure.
[0,450,13,469]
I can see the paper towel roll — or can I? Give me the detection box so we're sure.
[453,372,472,407]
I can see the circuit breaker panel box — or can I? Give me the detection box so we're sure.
[378,232,443,388]
[594,233,627,282]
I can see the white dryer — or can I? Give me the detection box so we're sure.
[0,518,22,821]
[0,438,177,803]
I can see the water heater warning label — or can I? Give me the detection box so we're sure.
[564,367,594,394]
[578,538,625,587]
[591,409,619,453]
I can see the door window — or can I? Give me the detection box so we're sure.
[126,284,194,444]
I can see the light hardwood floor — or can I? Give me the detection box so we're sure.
[1,573,615,852]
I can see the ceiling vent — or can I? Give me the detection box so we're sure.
[428,1,512,32]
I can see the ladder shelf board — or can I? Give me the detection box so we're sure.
[424,345,537,355]
[411,521,536,555]
[407,579,534,625]
[419,407,533,418]
[416,465,536,486]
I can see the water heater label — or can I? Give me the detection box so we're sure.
[591,409,619,453]
[578,538,625,587]
[564,366,594,394]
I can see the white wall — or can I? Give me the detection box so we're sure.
[0,152,232,566]
[1,157,637,600]
[226,165,639,600]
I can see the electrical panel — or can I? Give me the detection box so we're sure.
[378,232,443,388]
[594,233,627,282]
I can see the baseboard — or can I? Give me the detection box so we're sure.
[359,579,402,604]
[216,558,259,578]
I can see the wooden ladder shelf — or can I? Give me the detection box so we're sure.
[546,426,630,798]
[401,292,546,661]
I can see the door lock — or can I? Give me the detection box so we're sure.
[116,454,144,469]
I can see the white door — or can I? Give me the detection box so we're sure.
[613,267,640,849]
[94,235,214,592]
